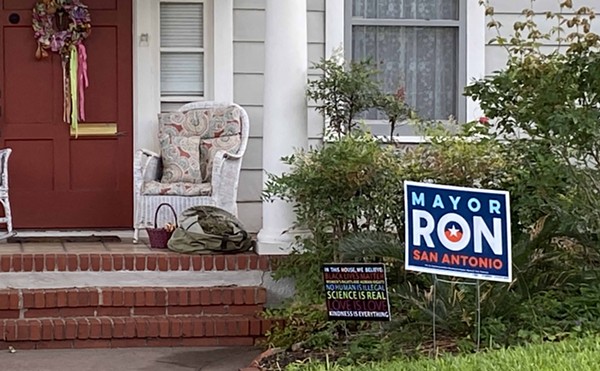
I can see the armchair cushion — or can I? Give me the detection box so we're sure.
[200,135,242,182]
[158,107,242,139]
[142,181,212,196]
[159,135,202,183]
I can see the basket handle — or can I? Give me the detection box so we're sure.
[154,203,178,229]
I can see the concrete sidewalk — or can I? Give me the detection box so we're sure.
[0,346,260,371]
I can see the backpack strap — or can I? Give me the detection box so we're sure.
[219,230,249,251]
[185,221,199,232]
[220,234,230,250]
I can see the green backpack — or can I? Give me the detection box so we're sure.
[167,206,254,254]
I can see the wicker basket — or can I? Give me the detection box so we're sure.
[146,203,178,249]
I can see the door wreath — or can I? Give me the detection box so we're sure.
[32,0,91,136]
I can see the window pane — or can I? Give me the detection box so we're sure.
[353,25,457,121]
[353,0,459,20]
[161,102,194,113]
[160,2,204,48]
[160,53,204,96]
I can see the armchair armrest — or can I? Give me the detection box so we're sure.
[134,149,162,195]
[140,149,160,158]
[223,152,244,160]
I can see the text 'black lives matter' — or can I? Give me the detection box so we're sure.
[322,263,391,321]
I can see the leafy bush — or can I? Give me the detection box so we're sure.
[401,121,512,191]
[306,54,381,136]
[265,1,600,364]
[263,131,405,306]
[306,50,413,138]
[466,1,600,235]
[262,131,406,349]
[376,87,414,138]
[263,301,334,350]
[337,121,600,352]
[264,131,404,250]
[264,56,413,350]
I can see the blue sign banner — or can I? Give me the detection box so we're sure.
[404,181,512,282]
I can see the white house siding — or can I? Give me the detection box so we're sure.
[233,0,326,233]
[484,0,586,75]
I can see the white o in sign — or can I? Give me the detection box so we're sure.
[437,213,471,251]
[468,198,481,212]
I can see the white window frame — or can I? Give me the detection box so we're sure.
[325,0,485,142]
[158,0,210,106]
[133,0,233,151]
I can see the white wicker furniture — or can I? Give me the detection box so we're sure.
[0,148,12,237]
[133,102,249,242]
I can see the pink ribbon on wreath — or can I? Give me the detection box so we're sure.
[77,43,89,121]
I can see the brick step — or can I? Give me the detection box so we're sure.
[0,315,277,349]
[0,253,276,273]
[0,287,266,319]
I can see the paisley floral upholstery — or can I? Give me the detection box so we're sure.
[200,135,242,182]
[158,105,243,139]
[159,135,202,183]
[141,181,212,196]
[157,105,243,184]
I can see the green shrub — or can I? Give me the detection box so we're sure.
[376,87,414,138]
[265,1,600,362]
[263,301,334,350]
[262,131,407,350]
[264,131,404,254]
[466,1,600,235]
[306,54,381,136]
[306,50,414,138]
[337,121,600,350]
[400,121,512,191]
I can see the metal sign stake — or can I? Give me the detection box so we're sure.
[432,274,437,356]
[432,275,482,354]
[476,279,481,351]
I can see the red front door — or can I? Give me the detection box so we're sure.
[0,0,133,228]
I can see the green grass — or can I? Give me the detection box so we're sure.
[286,336,600,371]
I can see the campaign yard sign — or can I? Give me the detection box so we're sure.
[404,181,512,283]
[323,263,391,321]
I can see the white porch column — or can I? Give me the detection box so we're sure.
[256,0,308,255]
[466,0,486,121]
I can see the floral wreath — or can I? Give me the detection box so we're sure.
[32,0,91,136]
[32,0,91,59]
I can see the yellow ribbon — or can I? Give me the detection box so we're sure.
[69,46,79,138]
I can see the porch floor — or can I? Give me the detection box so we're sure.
[0,237,158,255]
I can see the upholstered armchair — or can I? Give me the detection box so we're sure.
[133,101,249,242]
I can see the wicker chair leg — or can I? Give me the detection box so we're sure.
[0,197,11,234]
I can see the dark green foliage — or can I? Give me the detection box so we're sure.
[262,133,408,351]
[306,51,413,139]
[465,2,600,236]
[264,131,405,248]
[376,87,414,138]
[264,2,600,367]
[263,301,334,350]
[306,57,381,136]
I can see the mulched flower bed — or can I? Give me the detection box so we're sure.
[254,348,339,370]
